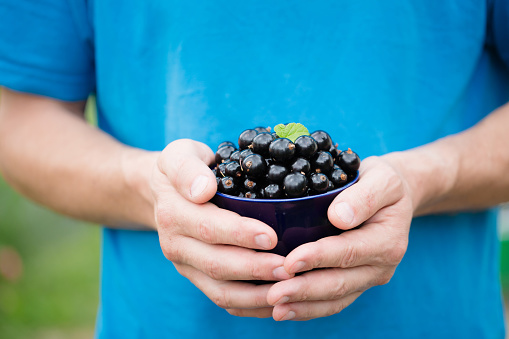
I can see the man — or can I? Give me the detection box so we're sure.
[0,1,508,338]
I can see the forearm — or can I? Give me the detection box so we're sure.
[385,102,509,216]
[0,88,157,229]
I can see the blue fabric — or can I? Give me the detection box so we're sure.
[1,1,509,338]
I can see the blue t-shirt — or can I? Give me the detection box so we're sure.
[1,1,509,338]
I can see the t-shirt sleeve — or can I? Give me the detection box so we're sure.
[0,0,95,101]
[489,0,509,70]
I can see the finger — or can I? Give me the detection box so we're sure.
[328,156,405,230]
[283,221,407,274]
[158,139,217,204]
[163,236,293,281]
[226,308,274,318]
[175,263,274,309]
[272,291,362,321]
[157,195,278,250]
[267,266,384,306]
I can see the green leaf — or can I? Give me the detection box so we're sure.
[274,123,310,142]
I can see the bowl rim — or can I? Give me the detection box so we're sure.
[215,171,359,203]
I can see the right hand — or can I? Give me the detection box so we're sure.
[151,139,293,317]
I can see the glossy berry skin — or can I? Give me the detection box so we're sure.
[217,141,235,150]
[327,180,335,191]
[269,138,296,163]
[283,173,308,198]
[294,135,318,158]
[218,176,237,195]
[224,161,242,179]
[338,148,361,174]
[216,163,227,177]
[312,151,334,174]
[254,126,270,133]
[229,150,241,163]
[241,154,267,178]
[329,144,340,158]
[266,164,288,183]
[239,149,254,163]
[252,132,275,157]
[243,178,259,191]
[290,157,311,175]
[331,167,349,187]
[215,145,236,164]
[263,184,283,199]
[309,173,329,193]
[238,129,258,150]
[311,130,332,151]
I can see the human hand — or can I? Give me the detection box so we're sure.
[152,139,293,317]
[266,155,413,321]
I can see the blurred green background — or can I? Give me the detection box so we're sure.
[0,96,509,338]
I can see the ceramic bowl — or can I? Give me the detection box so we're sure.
[211,172,359,256]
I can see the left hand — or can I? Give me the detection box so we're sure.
[266,155,414,321]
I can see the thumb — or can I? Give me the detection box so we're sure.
[159,139,217,204]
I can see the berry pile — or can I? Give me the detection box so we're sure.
[213,123,360,199]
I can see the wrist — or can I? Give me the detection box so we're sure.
[121,148,160,230]
[382,141,459,216]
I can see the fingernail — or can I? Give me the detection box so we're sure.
[334,202,354,226]
[190,175,209,198]
[274,296,289,306]
[291,261,306,274]
[281,311,296,321]
[273,266,292,280]
[255,234,272,249]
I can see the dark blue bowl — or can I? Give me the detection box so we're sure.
[211,172,359,256]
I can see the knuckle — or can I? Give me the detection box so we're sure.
[205,258,223,280]
[248,261,264,280]
[387,242,407,265]
[331,278,348,299]
[160,238,181,263]
[339,244,358,268]
[198,219,214,243]
[211,286,232,309]
[375,271,393,286]
[155,206,174,229]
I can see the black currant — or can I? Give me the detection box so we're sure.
[294,135,318,158]
[329,143,340,158]
[238,129,258,150]
[254,126,270,133]
[311,151,334,174]
[229,150,241,163]
[327,180,335,191]
[337,148,361,174]
[239,149,254,163]
[217,141,235,150]
[290,157,311,175]
[237,191,245,198]
[241,154,267,178]
[263,184,283,199]
[216,163,227,177]
[243,178,259,191]
[309,173,329,193]
[269,138,296,163]
[283,173,308,198]
[245,191,259,199]
[224,161,242,179]
[218,176,237,195]
[266,164,288,183]
[311,130,332,151]
[252,132,275,157]
[330,167,349,187]
[215,145,236,164]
